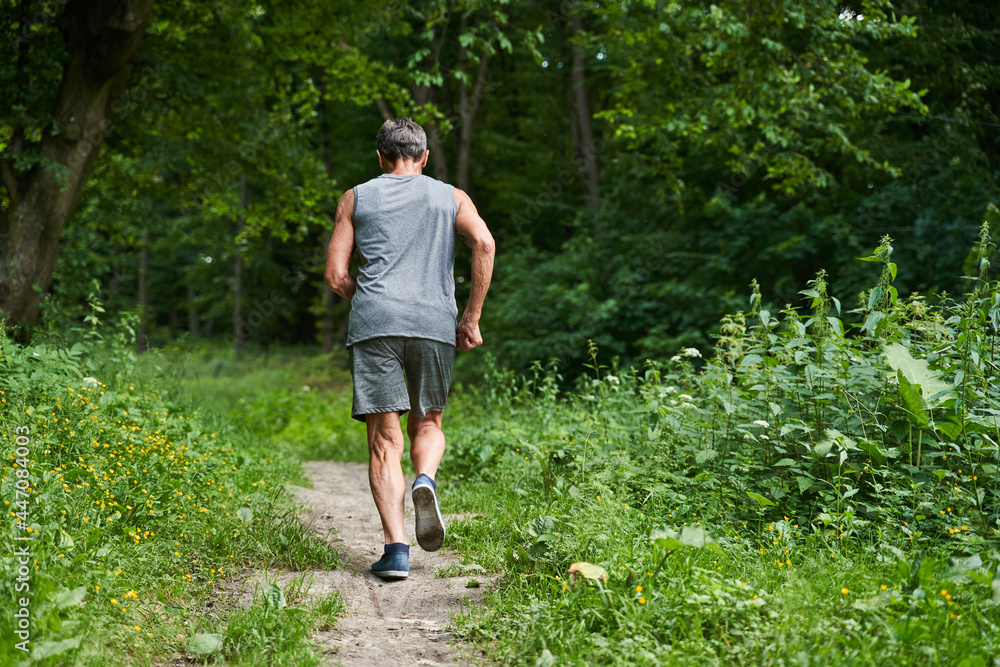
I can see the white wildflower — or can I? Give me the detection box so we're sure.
[678,393,694,401]
[82,377,99,387]
[682,347,702,358]
[302,385,311,392]
[664,386,676,394]
[670,355,681,362]
[753,420,770,428]
[606,375,620,385]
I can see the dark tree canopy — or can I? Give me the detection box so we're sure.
[1,0,997,375]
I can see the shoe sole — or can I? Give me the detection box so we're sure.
[413,484,445,552]
[371,569,408,580]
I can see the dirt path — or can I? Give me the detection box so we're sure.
[228,461,487,666]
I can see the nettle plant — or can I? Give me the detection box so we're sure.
[636,228,1000,541]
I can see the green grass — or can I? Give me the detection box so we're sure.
[143,341,370,465]
[0,334,349,665]
[7,230,1000,665]
[426,237,1000,664]
[441,481,999,665]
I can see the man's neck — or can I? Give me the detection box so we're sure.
[384,160,422,176]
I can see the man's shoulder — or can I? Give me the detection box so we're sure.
[416,174,455,194]
[354,176,383,190]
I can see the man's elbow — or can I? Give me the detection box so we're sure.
[476,235,495,258]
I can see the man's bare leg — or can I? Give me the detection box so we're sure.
[407,411,445,479]
[366,411,406,545]
[408,411,446,551]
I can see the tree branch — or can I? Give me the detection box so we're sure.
[375,97,393,120]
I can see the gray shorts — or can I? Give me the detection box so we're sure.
[349,337,456,422]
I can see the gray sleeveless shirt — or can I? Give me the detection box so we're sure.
[346,173,458,346]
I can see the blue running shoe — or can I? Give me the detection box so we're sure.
[371,551,409,580]
[412,474,445,552]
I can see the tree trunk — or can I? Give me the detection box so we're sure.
[454,15,491,195]
[375,97,394,121]
[456,51,490,194]
[138,220,149,353]
[0,0,155,324]
[168,285,178,332]
[233,175,247,359]
[571,12,600,212]
[412,85,449,183]
[187,285,199,337]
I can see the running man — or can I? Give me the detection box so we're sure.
[323,117,495,580]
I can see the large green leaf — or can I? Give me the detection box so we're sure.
[32,637,82,660]
[896,371,929,429]
[746,491,775,507]
[651,525,716,551]
[885,343,952,404]
[263,583,286,612]
[51,586,86,610]
[650,527,686,551]
[187,633,224,655]
[858,439,889,465]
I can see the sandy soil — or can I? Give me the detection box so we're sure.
[226,461,487,666]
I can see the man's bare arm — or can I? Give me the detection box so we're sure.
[454,188,495,351]
[325,189,357,300]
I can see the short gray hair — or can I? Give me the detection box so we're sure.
[376,118,427,162]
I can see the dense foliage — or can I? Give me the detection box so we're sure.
[0,324,342,665]
[1,0,997,376]
[437,234,1000,663]
[3,1,1000,662]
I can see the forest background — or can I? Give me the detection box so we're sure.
[2,0,998,377]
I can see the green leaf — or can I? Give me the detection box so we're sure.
[896,371,929,429]
[746,491,775,507]
[862,310,885,333]
[858,439,888,465]
[814,438,834,457]
[774,458,796,466]
[678,525,711,547]
[650,527,686,551]
[187,633,224,655]
[237,506,253,523]
[52,586,86,610]
[651,525,714,550]
[695,448,717,464]
[868,285,884,310]
[568,561,608,583]
[885,343,952,404]
[32,637,82,660]
[263,583,286,611]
